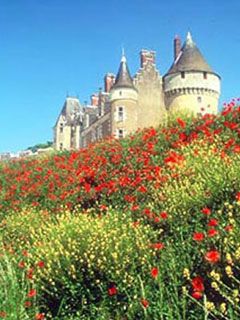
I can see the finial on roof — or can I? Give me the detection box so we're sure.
[121,46,126,63]
[186,31,194,45]
[112,50,136,91]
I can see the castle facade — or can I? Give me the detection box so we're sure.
[54,33,221,151]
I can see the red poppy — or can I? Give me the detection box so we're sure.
[141,299,149,308]
[177,118,186,128]
[37,261,45,268]
[205,250,220,263]
[18,261,25,268]
[27,289,37,298]
[208,218,218,227]
[191,276,204,292]
[201,207,211,215]
[138,185,147,193]
[236,192,240,202]
[151,267,159,278]
[108,286,117,296]
[24,301,32,308]
[225,225,233,232]
[35,313,45,320]
[193,232,204,242]
[150,242,164,250]
[192,291,203,299]
[207,229,218,237]
[26,268,34,279]
[0,311,6,318]
[234,145,240,153]
[131,205,139,211]
[132,221,140,228]
[22,250,29,257]
[160,211,168,219]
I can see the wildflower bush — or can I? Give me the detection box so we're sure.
[0,99,240,318]
[0,251,42,320]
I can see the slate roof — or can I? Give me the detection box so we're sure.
[166,32,214,75]
[54,97,82,127]
[113,54,136,90]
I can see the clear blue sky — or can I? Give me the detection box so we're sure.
[1,0,239,153]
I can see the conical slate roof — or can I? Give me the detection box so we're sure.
[166,32,214,75]
[113,54,136,90]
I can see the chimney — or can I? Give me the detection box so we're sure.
[140,50,156,68]
[91,94,99,106]
[104,73,115,93]
[174,35,181,61]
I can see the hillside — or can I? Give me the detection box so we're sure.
[0,100,240,319]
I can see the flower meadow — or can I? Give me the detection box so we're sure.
[1,100,240,319]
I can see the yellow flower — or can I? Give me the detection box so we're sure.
[206,301,215,311]
[210,270,220,281]
[211,282,219,290]
[226,253,233,265]
[220,303,226,314]
[183,268,190,279]
[182,286,187,294]
[232,289,239,298]
[225,265,233,277]
[235,247,240,259]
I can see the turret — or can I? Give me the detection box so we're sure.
[53,97,83,150]
[109,52,138,138]
[163,32,221,115]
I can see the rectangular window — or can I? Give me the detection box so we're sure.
[181,72,185,79]
[118,106,124,121]
[85,114,90,128]
[60,123,63,133]
[60,143,63,150]
[118,129,124,139]
[203,72,207,79]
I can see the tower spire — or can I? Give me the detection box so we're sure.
[186,31,194,46]
[121,46,126,63]
[112,51,136,90]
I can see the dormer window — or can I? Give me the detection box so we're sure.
[181,72,185,79]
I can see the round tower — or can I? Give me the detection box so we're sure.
[109,53,138,138]
[163,32,221,115]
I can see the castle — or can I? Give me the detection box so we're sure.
[54,32,221,151]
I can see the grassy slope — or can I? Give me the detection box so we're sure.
[1,101,240,319]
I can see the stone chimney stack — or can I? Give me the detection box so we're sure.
[140,50,156,68]
[174,35,181,61]
[91,94,99,106]
[104,73,115,93]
